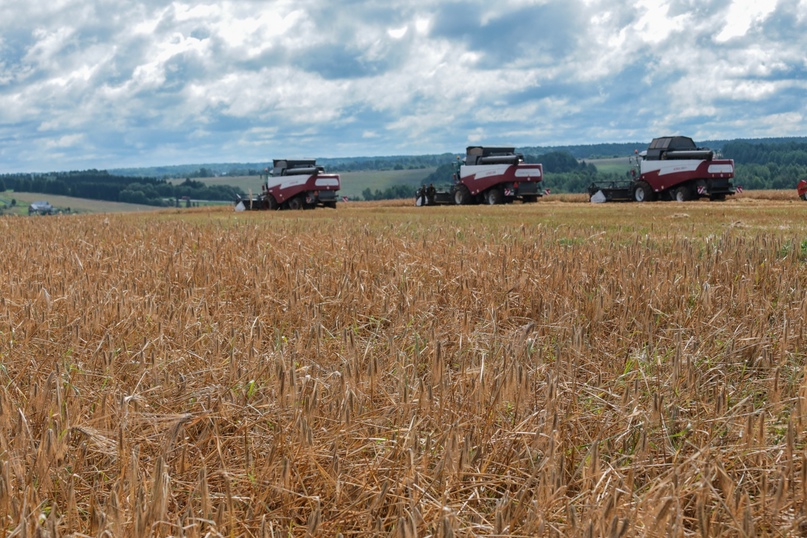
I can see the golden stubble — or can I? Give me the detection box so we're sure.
[0,199,806,536]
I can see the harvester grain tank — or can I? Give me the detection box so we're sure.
[417,146,544,206]
[588,136,735,202]
[235,159,340,210]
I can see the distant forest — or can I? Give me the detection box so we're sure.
[0,170,245,207]
[112,155,454,179]
[2,138,805,203]
[721,140,807,190]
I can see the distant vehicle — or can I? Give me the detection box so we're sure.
[588,136,735,202]
[28,201,55,215]
[416,146,544,206]
[798,179,807,200]
[235,159,340,210]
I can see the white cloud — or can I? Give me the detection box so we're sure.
[632,0,689,44]
[0,0,803,171]
[23,27,76,72]
[387,26,408,39]
[44,133,84,148]
[414,17,430,34]
[715,0,779,42]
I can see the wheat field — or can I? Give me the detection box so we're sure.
[1,197,807,536]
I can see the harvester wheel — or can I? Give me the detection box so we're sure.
[267,195,279,210]
[673,186,690,202]
[287,196,303,210]
[801,193,807,201]
[486,188,503,205]
[454,185,472,205]
[633,181,653,202]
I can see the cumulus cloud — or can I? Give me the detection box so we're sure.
[0,0,804,171]
[715,0,778,42]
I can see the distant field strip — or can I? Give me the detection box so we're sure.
[1,200,807,535]
[1,192,164,214]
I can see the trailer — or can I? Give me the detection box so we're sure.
[416,146,544,206]
[235,159,340,210]
[589,136,735,202]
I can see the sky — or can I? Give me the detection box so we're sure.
[0,0,805,172]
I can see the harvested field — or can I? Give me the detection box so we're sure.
[1,199,807,536]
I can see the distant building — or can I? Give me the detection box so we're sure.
[28,201,55,215]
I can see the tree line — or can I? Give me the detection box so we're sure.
[325,154,453,173]
[721,141,807,190]
[112,156,452,179]
[361,184,419,201]
[0,171,245,207]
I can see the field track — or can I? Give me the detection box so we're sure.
[1,196,807,536]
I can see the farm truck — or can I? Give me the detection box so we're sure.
[416,146,544,206]
[235,159,340,210]
[588,136,735,202]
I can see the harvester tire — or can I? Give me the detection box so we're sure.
[801,193,807,201]
[486,189,503,205]
[267,195,279,210]
[673,186,690,202]
[454,185,472,205]
[287,196,303,210]
[633,182,653,202]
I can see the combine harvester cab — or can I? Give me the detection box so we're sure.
[417,146,544,206]
[236,159,340,210]
[589,136,735,203]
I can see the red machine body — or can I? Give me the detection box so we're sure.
[236,159,340,210]
[418,146,544,206]
[589,136,735,202]
[797,179,807,201]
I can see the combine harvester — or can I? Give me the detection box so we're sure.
[417,146,544,206]
[235,159,340,210]
[588,136,735,202]
[797,179,807,200]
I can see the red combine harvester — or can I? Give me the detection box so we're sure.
[235,159,340,210]
[417,146,544,206]
[797,179,807,200]
[588,136,735,202]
